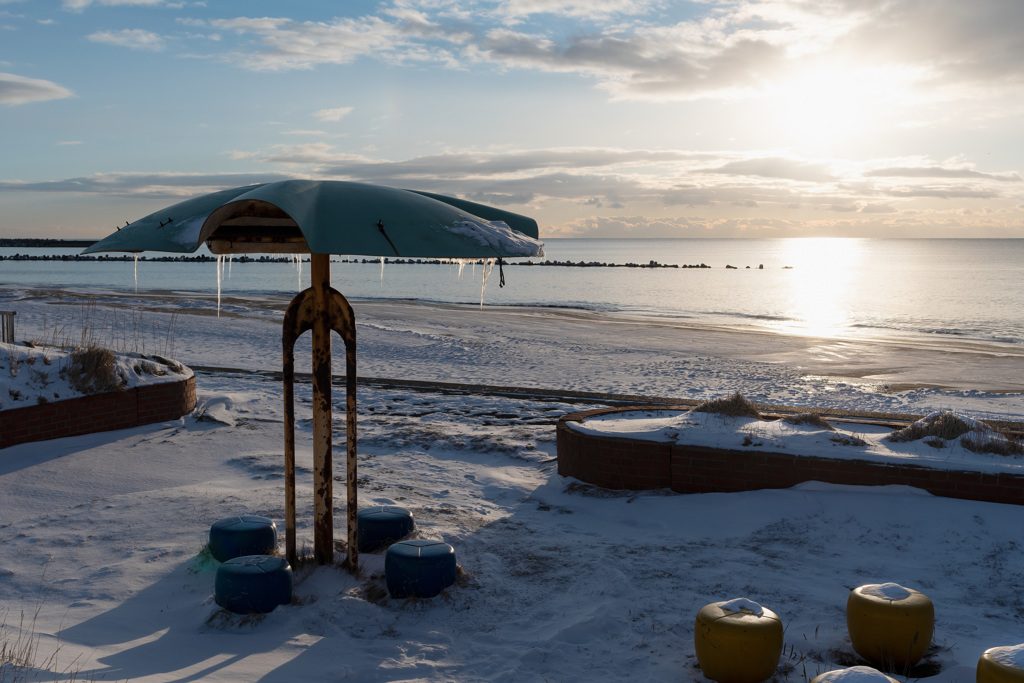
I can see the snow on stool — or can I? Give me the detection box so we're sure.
[694,598,784,683]
[978,645,1024,683]
[209,515,277,562]
[385,539,457,599]
[214,555,292,614]
[357,506,415,553]
[846,583,934,669]
[810,665,901,683]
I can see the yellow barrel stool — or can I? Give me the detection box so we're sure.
[846,583,933,669]
[694,598,784,683]
[810,665,900,683]
[978,645,1024,683]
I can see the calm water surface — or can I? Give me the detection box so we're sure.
[2,238,1022,345]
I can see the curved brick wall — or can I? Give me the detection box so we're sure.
[557,406,1024,506]
[0,376,196,449]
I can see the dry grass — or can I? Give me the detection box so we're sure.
[961,430,1024,457]
[889,411,1024,457]
[889,412,977,442]
[691,392,762,419]
[36,296,178,357]
[0,602,94,682]
[830,434,868,447]
[782,412,835,431]
[62,346,124,395]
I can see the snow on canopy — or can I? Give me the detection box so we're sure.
[446,218,546,258]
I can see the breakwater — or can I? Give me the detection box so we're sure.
[0,253,721,269]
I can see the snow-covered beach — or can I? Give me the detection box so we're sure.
[2,284,1024,682]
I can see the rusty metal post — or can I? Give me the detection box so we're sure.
[345,323,358,570]
[281,261,357,570]
[310,253,333,564]
[283,322,297,568]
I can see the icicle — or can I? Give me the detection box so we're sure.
[212,253,221,317]
[133,253,139,293]
[479,258,496,308]
[380,257,386,286]
[228,254,233,279]
[215,254,223,317]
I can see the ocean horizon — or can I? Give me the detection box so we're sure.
[3,237,1023,347]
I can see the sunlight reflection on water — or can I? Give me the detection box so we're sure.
[774,237,862,337]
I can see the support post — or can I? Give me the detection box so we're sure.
[310,253,333,564]
[282,257,358,571]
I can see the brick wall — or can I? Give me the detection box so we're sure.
[557,406,1024,506]
[1,376,196,449]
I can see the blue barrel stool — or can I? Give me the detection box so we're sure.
[209,515,277,562]
[358,506,415,553]
[214,555,293,614]
[385,540,457,599]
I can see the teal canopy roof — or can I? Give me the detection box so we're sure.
[83,180,544,259]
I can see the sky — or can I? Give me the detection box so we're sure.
[1,0,1024,240]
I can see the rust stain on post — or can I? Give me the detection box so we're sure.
[345,319,358,570]
[282,320,297,568]
[311,253,333,565]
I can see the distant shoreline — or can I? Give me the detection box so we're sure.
[0,238,98,248]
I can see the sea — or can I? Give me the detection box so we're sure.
[2,238,1023,346]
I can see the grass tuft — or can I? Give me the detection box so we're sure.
[889,411,977,442]
[691,392,762,419]
[889,410,1024,457]
[61,346,123,395]
[782,412,835,431]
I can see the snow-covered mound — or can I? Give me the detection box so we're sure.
[1,341,192,410]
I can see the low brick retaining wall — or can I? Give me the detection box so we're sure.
[1,376,196,449]
[557,406,1024,506]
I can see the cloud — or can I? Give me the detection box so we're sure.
[860,203,897,214]
[837,0,1024,88]
[318,147,698,178]
[708,158,835,183]
[866,166,1022,182]
[5,140,1020,238]
[313,106,353,122]
[0,72,73,105]
[88,28,166,50]
[470,25,790,100]
[497,0,653,23]
[227,144,701,180]
[0,172,296,198]
[205,14,458,71]
[149,1,1023,109]
[884,187,1000,200]
[465,191,536,205]
[550,214,803,238]
[63,0,165,10]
